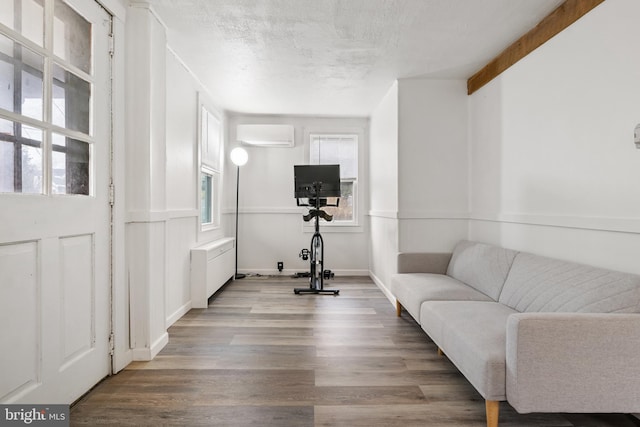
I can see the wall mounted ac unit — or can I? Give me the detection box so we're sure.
[236,124,295,147]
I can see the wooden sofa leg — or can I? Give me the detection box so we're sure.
[396,300,402,317]
[485,400,499,427]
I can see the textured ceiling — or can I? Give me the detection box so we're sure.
[148,0,564,116]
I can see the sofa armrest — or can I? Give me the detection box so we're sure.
[397,252,452,274]
[506,312,640,414]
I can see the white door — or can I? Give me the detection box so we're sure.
[0,0,112,404]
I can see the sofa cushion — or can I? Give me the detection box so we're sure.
[505,313,640,413]
[420,301,518,401]
[446,241,519,300]
[397,252,452,274]
[389,273,493,322]
[499,253,640,313]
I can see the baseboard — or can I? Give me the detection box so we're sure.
[369,270,396,308]
[239,268,370,277]
[132,332,169,361]
[132,347,150,361]
[166,301,192,328]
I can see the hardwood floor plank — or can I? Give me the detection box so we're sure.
[72,405,315,427]
[71,276,638,426]
[248,305,377,315]
[315,369,465,388]
[314,402,486,427]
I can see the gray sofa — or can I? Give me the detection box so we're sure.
[390,240,640,427]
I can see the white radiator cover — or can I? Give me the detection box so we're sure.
[190,237,235,308]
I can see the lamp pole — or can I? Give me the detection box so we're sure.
[230,147,248,279]
[234,164,245,279]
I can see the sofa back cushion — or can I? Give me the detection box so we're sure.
[446,241,519,300]
[499,253,640,313]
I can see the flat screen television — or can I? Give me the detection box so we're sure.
[294,165,341,198]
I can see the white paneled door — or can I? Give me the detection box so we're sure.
[0,0,112,403]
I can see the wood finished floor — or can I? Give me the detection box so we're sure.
[71,276,640,426]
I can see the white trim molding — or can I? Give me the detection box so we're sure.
[126,209,199,223]
[470,212,640,235]
[132,332,169,361]
[398,211,470,220]
[368,210,399,219]
[369,271,396,308]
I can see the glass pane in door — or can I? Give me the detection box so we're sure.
[52,63,90,134]
[52,132,89,195]
[53,0,91,74]
[0,119,43,193]
[0,33,44,120]
[0,0,45,47]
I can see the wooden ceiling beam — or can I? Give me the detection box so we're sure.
[467,0,605,95]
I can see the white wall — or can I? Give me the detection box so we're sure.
[468,0,640,274]
[369,82,399,215]
[163,41,230,326]
[124,4,231,362]
[226,114,369,276]
[397,78,469,253]
[125,4,168,361]
[368,82,399,293]
[368,78,469,297]
[164,50,213,327]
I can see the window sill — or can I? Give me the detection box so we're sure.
[201,223,221,232]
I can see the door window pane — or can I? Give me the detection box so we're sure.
[0,119,43,193]
[52,133,89,195]
[0,33,44,120]
[52,63,90,134]
[21,143,42,193]
[53,0,91,74]
[0,1,94,197]
[0,0,45,47]
[0,140,14,192]
[0,116,12,136]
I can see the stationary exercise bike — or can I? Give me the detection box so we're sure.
[293,165,341,295]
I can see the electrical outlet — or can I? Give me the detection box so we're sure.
[277,261,284,272]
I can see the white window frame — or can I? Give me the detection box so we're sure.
[198,99,222,231]
[200,165,219,228]
[0,0,96,196]
[305,131,363,231]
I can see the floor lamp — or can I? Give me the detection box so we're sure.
[230,147,248,279]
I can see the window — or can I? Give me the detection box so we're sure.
[199,103,221,229]
[0,0,93,195]
[200,167,218,226]
[309,133,358,223]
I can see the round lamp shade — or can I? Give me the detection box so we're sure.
[230,147,249,166]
